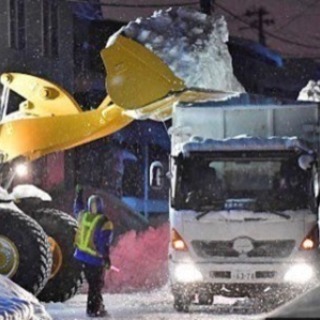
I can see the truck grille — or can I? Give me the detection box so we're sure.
[192,240,295,258]
[248,240,295,258]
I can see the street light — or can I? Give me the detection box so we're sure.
[15,163,28,178]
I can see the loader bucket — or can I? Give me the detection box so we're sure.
[101,35,185,109]
[123,89,240,121]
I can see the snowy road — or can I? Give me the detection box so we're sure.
[46,287,270,320]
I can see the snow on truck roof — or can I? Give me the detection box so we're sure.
[181,136,313,156]
[176,92,319,109]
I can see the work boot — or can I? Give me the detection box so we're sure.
[87,306,109,318]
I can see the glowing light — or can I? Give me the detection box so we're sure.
[15,164,28,177]
[172,239,186,251]
[174,264,203,283]
[284,264,313,283]
[171,228,188,251]
[301,239,315,250]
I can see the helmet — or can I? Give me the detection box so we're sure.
[87,195,104,214]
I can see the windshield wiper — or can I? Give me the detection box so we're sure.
[264,211,291,220]
[197,210,291,221]
[196,201,225,220]
[196,211,211,221]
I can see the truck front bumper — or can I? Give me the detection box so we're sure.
[169,258,320,287]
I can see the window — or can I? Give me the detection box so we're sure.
[174,156,310,211]
[9,0,26,50]
[42,0,58,57]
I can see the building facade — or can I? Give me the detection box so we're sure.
[0,0,74,91]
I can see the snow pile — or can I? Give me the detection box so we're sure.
[0,201,22,212]
[0,187,13,202]
[181,136,312,156]
[298,80,320,102]
[11,184,52,201]
[109,7,244,92]
[1,185,51,205]
[0,275,51,320]
[0,187,23,212]
[105,223,169,293]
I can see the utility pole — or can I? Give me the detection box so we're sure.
[200,0,215,15]
[242,6,274,46]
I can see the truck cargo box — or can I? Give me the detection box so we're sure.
[171,93,320,155]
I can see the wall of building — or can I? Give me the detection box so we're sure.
[0,0,75,191]
[0,0,74,92]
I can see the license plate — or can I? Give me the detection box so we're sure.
[233,271,255,280]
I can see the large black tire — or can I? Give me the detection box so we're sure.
[25,208,84,302]
[0,209,52,295]
[173,293,191,312]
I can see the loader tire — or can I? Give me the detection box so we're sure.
[0,209,52,295]
[26,208,84,302]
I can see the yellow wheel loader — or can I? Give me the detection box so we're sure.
[0,34,235,302]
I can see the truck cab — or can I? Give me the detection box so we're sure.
[167,93,320,311]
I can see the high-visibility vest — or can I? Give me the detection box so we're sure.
[75,211,104,257]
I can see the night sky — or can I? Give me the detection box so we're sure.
[100,0,320,59]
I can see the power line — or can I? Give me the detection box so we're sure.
[67,0,198,8]
[215,1,320,50]
[242,6,274,46]
[274,0,318,32]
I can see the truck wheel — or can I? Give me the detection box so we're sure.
[26,208,84,302]
[198,292,214,305]
[173,293,191,312]
[0,209,51,295]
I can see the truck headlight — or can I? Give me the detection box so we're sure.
[284,264,313,283]
[174,263,203,283]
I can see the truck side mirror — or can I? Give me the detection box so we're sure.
[298,154,315,171]
[150,161,164,190]
[309,166,320,214]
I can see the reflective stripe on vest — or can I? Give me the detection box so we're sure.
[75,212,104,257]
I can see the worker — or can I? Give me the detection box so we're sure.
[73,185,114,318]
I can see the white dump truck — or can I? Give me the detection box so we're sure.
[164,93,320,311]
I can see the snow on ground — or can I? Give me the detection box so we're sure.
[46,286,268,320]
[0,275,51,320]
[108,7,244,93]
[298,80,320,102]
[268,284,320,318]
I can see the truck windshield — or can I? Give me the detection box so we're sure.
[175,156,310,212]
